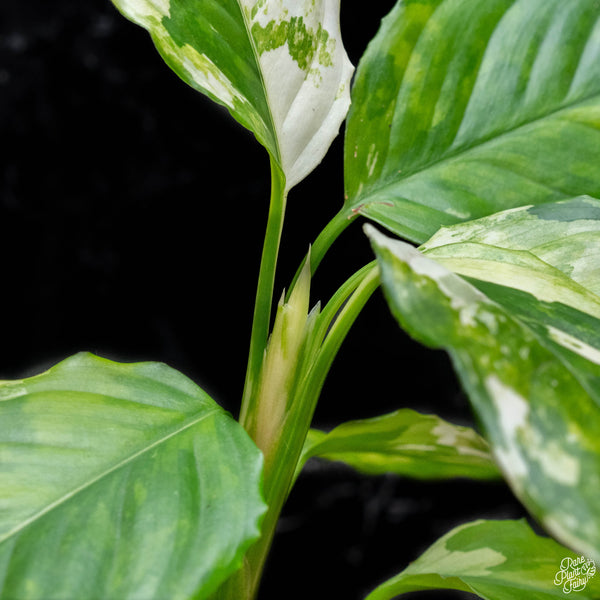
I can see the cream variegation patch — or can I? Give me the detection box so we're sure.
[548,326,600,366]
[115,0,170,24]
[242,0,353,190]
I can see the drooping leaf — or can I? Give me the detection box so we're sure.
[109,0,353,191]
[346,0,600,243]
[300,409,500,480]
[366,226,600,562]
[365,519,600,600]
[0,353,266,600]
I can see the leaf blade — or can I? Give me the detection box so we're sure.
[366,227,600,562]
[110,0,354,191]
[346,0,600,242]
[301,409,500,480]
[0,353,266,600]
[365,519,600,600]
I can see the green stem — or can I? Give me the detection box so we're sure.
[310,206,354,274]
[239,159,287,424]
[287,205,354,295]
[240,262,381,600]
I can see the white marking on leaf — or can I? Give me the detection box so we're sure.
[117,0,171,22]
[548,326,600,366]
[532,440,580,485]
[395,444,438,453]
[179,48,243,109]
[0,382,26,401]
[486,375,529,479]
[409,523,506,577]
[444,207,471,219]
[366,142,379,177]
[242,0,353,190]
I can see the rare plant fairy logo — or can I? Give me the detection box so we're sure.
[554,556,596,593]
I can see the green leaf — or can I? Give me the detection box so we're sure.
[345,0,600,243]
[109,0,353,191]
[365,519,600,600]
[0,353,266,600]
[300,409,500,480]
[366,227,600,562]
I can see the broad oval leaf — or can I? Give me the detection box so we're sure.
[300,409,500,480]
[366,519,600,600]
[346,0,600,243]
[366,227,600,562]
[0,353,266,600]
[110,0,354,191]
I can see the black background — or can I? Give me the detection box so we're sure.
[1,2,526,599]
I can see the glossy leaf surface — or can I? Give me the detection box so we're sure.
[346,0,600,243]
[366,519,600,600]
[0,353,266,599]
[367,227,600,561]
[109,0,353,191]
[301,409,500,480]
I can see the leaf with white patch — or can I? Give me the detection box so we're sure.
[422,196,600,409]
[345,0,600,243]
[0,353,266,599]
[300,409,500,480]
[367,226,600,562]
[109,0,353,191]
[365,519,600,600]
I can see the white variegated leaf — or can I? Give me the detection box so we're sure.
[423,196,600,299]
[110,0,353,191]
[421,197,600,408]
[366,519,600,600]
[300,409,500,480]
[367,225,600,562]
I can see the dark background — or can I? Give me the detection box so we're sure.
[1,2,526,598]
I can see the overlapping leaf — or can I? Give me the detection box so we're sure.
[0,353,265,600]
[366,519,600,600]
[300,409,500,480]
[109,0,353,191]
[422,196,600,410]
[346,0,600,243]
[367,226,600,562]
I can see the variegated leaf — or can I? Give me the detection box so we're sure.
[367,226,600,562]
[300,409,500,480]
[422,196,600,410]
[422,196,600,298]
[366,519,600,600]
[110,0,354,191]
[345,0,600,243]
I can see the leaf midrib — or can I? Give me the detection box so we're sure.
[237,1,283,170]
[0,407,222,544]
[349,89,600,207]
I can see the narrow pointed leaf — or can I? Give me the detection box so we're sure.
[367,227,600,562]
[300,409,500,480]
[109,0,353,191]
[346,0,600,243]
[0,353,266,600]
[365,519,600,600]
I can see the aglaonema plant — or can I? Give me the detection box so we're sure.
[2,1,600,599]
